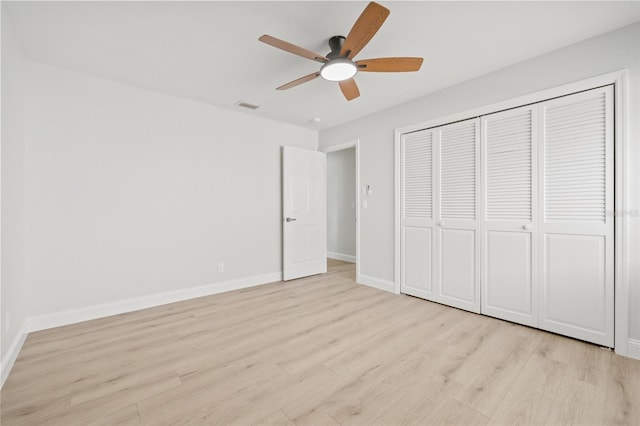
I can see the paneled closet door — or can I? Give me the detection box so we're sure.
[539,86,614,347]
[481,106,538,327]
[436,119,480,313]
[400,129,436,300]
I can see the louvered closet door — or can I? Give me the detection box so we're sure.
[436,119,480,313]
[481,106,538,327]
[539,86,614,347]
[400,129,435,300]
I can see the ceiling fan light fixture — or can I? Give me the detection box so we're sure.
[259,2,421,100]
[320,58,357,82]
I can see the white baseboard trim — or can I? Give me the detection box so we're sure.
[357,274,395,293]
[28,272,282,332]
[627,338,640,360]
[327,252,356,263]
[1,321,28,389]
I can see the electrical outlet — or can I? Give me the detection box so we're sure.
[218,263,224,273]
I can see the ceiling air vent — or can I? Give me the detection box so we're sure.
[236,101,260,110]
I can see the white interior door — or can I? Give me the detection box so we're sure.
[400,129,435,300]
[538,86,614,347]
[481,105,538,327]
[436,119,480,313]
[282,146,327,281]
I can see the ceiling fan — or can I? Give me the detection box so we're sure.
[259,1,423,101]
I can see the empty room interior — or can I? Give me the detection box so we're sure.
[2,1,640,425]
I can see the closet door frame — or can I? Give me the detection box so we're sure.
[394,70,630,356]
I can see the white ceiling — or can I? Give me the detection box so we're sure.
[5,1,639,130]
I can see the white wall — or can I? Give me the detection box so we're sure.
[320,24,640,341]
[1,8,29,384]
[327,148,356,262]
[23,61,317,322]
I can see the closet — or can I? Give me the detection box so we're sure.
[399,85,614,347]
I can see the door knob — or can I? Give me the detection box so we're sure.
[523,224,532,230]
[286,217,297,222]
[438,221,445,227]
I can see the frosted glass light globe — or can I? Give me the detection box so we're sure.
[320,58,357,82]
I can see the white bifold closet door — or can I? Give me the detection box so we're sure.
[400,129,436,300]
[400,86,613,347]
[538,86,614,347]
[436,120,480,313]
[481,105,538,327]
[480,86,614,346]
[400,118,480,313]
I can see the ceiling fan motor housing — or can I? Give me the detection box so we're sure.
[320,37,357,82]
[319,36,358,82]
[327,35,346,59]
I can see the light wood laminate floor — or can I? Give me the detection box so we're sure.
[2,259,639,425]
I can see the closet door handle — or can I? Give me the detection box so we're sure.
[522,224,532,231]
[286,217,297,222]
[438,221,445,227]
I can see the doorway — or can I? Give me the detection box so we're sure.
[323,141,359,276]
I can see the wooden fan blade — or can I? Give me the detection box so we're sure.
[339,78,360,101]
[340,2,390,59]
[356,57,423,72]
[277,72,321,90]
[259,35,328,63]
